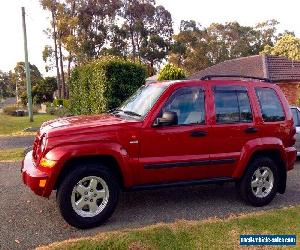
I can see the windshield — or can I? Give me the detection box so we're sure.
[117,84,167,118]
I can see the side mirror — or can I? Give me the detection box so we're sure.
[153,111,178,127]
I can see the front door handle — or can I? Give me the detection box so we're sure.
[190,131,208,137]
[245,127,258,133]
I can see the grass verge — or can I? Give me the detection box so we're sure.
[0,148,24,161]
[39,206,299,250]
[0,114,57,136]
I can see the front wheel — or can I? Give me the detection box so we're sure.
[57,163,119,229]
[236,157,279,207]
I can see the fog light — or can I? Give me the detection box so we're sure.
[40,158,56,168]
[39,179,47,187]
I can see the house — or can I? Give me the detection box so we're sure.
[189,55,300,105]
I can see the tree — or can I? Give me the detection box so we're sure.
[0,71,15,98]
[120,0,173,70]
[12,62,43,100]
[261,34,300,60]
[169,19,283,75]
[33,77,57,104]
[40,0,61,98]
[139,5,173,69]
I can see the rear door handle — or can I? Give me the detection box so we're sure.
[245,127,258,133]
[190,131,208,137]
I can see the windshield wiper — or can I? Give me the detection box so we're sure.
[122,110,142,117]
[111,109,141,117]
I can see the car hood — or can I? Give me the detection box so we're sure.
[40,114,142,138]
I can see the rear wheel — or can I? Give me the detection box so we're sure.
[237,157,279,206]
[57,163,119,229]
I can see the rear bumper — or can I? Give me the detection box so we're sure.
[285,147,297,171]
[21,151,51,197]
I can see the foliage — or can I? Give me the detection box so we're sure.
[169,19,287,74]
[69,56,146,115]
[12,62,43,100]
[157,64,186,81]
[44,206,300,250]
[20,77,57,105]
[40,0,173,76]
[261,34,300,60]
[0,70,15,98]
[53,98,70,108]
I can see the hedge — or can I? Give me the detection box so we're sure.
[157,63,186,81]
[69,57,147,115]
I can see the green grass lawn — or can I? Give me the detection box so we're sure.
[41,206,299,250]
[0,148,24,161]
[0,113,57,136]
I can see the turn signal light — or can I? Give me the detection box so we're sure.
[39,158,56,168]
[39,179,47,188]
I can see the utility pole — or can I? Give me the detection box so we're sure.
[21,7,33,122]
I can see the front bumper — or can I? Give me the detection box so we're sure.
[22,151,50,197]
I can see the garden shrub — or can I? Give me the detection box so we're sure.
[157,63,186,81]
[68,56,147,115]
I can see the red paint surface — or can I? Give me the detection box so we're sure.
[22,80,297,197]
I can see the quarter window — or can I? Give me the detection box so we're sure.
[255,88,285,122]
[214,86,253,124]
[161,87,205,125]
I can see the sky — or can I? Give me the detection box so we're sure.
[0,0,299,76]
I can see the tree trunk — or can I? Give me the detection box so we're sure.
[58,40,65,99]
[51,9,61,98]
[129,23,136,60]
[67,53,72,79]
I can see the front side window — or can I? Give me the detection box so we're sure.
[255,88,285,122]
[214,86,253,124]
[161,86,205,125]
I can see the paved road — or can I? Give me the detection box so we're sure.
[0,162,299,250]
[0,136,34,150]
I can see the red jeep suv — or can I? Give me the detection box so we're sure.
[22,75,297,228]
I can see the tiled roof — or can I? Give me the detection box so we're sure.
[266,56,300,81]
[189,55,300,82]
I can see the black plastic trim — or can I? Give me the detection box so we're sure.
[201,74,273,83]
[130,177,234,191]
[144,158,235,169]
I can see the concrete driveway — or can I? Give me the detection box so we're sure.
[0,161,299,250]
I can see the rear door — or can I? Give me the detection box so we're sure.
[138,84,213,185]
[209,85,259,177]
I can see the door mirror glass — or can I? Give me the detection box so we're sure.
[153,111,178,127]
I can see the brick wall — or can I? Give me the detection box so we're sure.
[276,82,300,105]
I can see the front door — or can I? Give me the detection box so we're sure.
[138,85,212,185]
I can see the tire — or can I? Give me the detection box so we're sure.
[57,163,119,229]
[236,156,279,207]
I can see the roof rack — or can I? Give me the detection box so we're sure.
[200,75,273,83]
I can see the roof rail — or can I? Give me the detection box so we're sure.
[200,75,273,83]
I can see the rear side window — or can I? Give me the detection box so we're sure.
[255,88,285,122]
[214,86,253,124]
